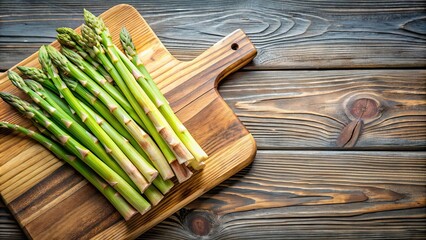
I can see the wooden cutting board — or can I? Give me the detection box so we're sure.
[0,4,257,239]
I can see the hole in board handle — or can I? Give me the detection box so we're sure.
[231,43,239,50]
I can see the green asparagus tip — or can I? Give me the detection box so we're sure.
[7,71,27,90]
[0,122,15,132]
[83,9,103,34]
[17,66,48,83]
[38,46,53,73]
[45,45,70,73]
[0,92,28,113]
[81,24,98,48]
[0,91,11,99]
[120,27,132,46]
[61,47,84,68]
[16,66,29,74]
[120,27,137,57]
[120,27,129,37]
[57,27,84,46]
[25,79,44,93]
[57,33,76,48]
[0,122,24,134]
[0,91,21,103]
[56,27,73,34]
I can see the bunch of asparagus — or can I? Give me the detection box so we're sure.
[0,9,207,220]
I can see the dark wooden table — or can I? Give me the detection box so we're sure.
[1,0,425,239]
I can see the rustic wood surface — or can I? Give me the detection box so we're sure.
[1,0,426,71]
[0,0,425,239]
[0,4,257,239]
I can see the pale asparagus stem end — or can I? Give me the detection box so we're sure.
[114,192,138,220]
[170,161,193,183]
[190,160,206,170]
[144,186,164,206]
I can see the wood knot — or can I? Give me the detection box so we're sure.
[349,98,379,121]
[337,93,384,148]
[184,210,217,237]
[344,93,383,124]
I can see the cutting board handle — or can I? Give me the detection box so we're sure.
[190,29,257,88]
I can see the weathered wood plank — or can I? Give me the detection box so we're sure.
[0,200,25,240]
[2,150,425,239]
[0,0,425,70]
[142,150,426,239]
[219,69,426,149]
[0,1,424,239]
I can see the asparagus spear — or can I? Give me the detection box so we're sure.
[80,23,193,182]
[0,93,151,214]
[25,79,85,128]
[60,46,136,123]
[81,100,158,182]
[32,72,147,161]
[25,77,163,203]
[8,71,143,190]
[57,73,173,189]
[81,25,178,167]
[0,121,137,220]
[48,45,174,180]
[55,77,174,192]
[17,66,50,85]
[19,69,130,141]
[61,75,139,147]
[120,28,207,168]
[56,28,113,83]
[41,45,150,193]
[56,27,98,61]
[84,10,194,165]
[81,103,163,204]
